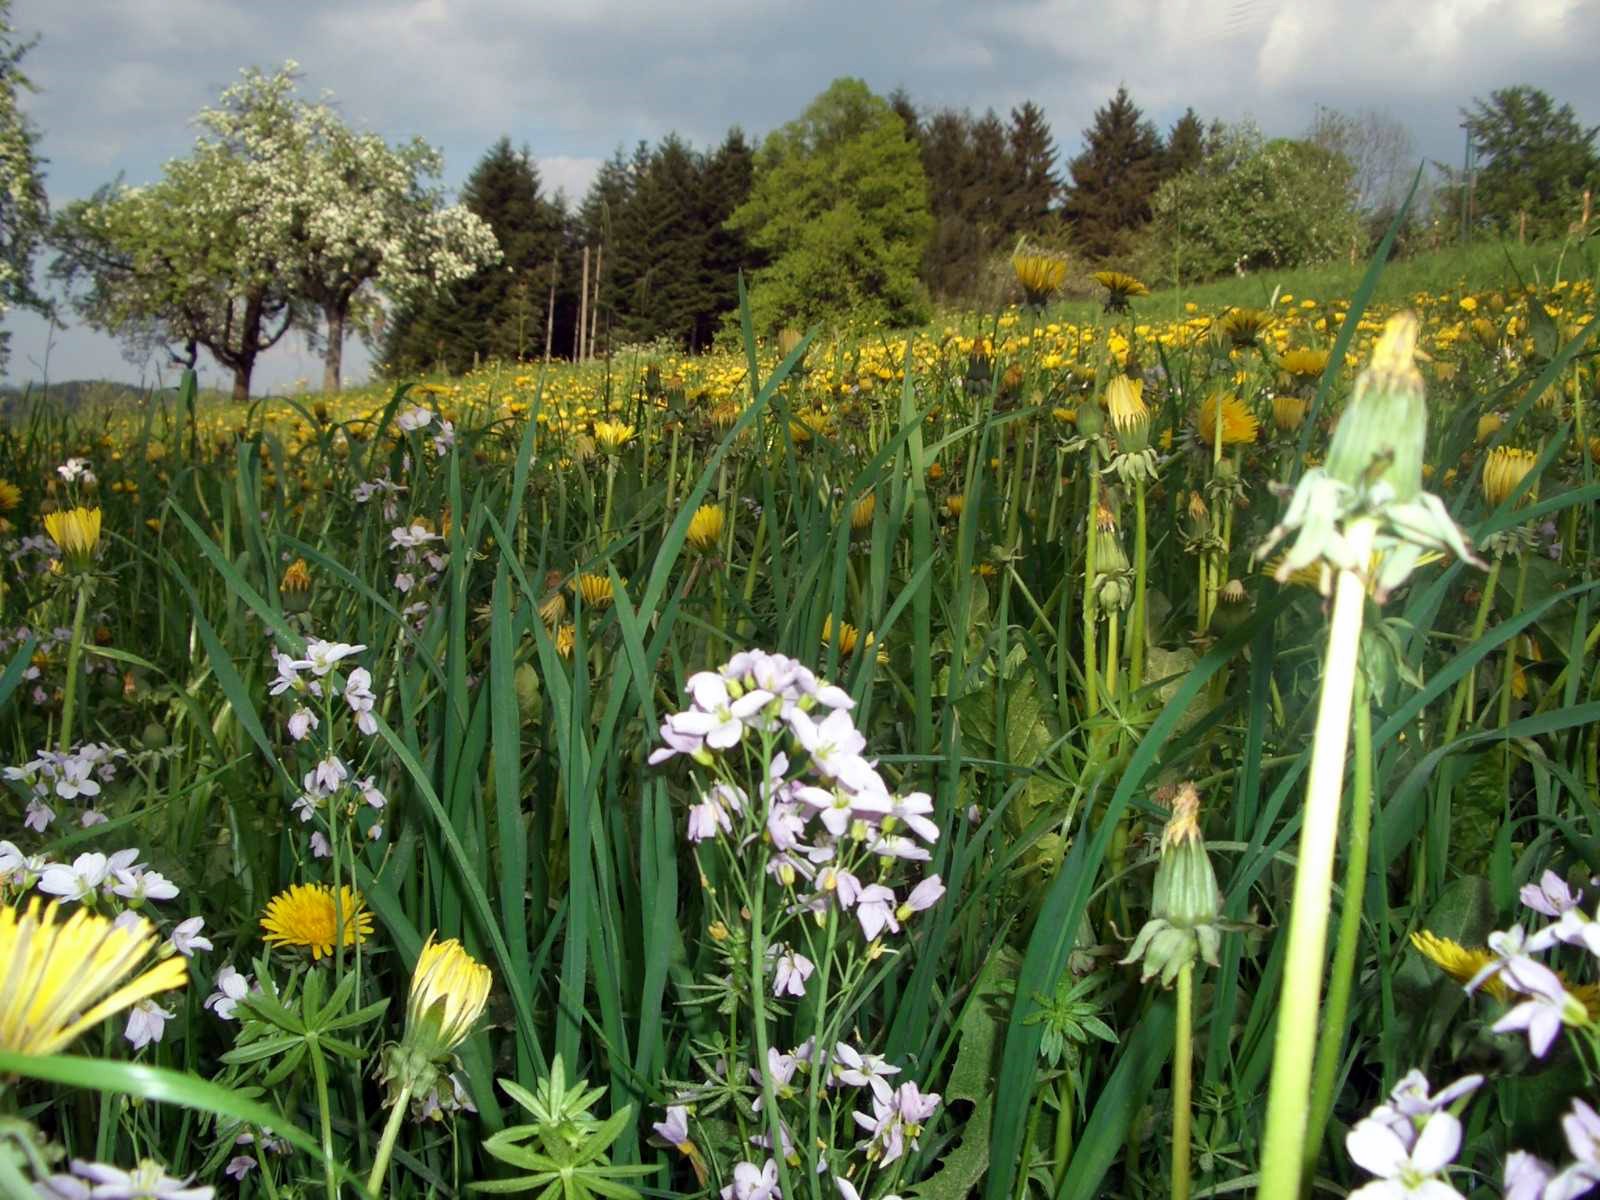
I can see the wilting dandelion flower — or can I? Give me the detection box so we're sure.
[1217,308,1273,348]
[260,884,373,960]
[1,896,188,1055]
[686,504,726,554]
[280,558,312,612]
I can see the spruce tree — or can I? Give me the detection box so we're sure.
[1063,86,1164,261]
[1162,108,1206,180]
[695,128,756,349]
[383,137,560,373]
[1005,100,1060,237]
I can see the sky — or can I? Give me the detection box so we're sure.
[5,0,1597,396]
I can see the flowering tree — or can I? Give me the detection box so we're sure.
[51,146,303,405]
[0,0,50,368]
[195,64,501,393]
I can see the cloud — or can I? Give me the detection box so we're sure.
[6,0,1599,390]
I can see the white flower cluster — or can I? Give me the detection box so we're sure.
[1462,870,1599,1058]
[386,515,448,622]
[352,474,406,522]
[4,741,126,831]
[268,637,387,856]
[651,651,945,957]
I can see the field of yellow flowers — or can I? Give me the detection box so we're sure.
[1,265,1598,1200]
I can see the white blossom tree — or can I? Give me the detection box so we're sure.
[0,0,50,369]
[52,144,303,404]
[195,64,501,393]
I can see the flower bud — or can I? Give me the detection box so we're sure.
[1324,313,1426,503]
[1122,784,1226,987]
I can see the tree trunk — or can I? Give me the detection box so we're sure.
[231,364,252,405]
[323,302,346,394]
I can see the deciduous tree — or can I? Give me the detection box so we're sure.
[0,0,49,368]
[1462,85,1599,239]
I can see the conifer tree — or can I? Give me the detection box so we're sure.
[1162,108,1206,180]
[1063,86,1164,261]
[1005,101,1060,236]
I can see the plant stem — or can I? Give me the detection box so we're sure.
[1305,670,1374,1181]
[310,1046,339,1200]
[1499,550,1530,787]
[1129,476,1149,692]
[1083,452,1100,722]
[748,866,797,1200]
[366,1083,413,1200]
[1257,517,1377,1200]
[1173,961,1194,1200]
[58,581,91,754]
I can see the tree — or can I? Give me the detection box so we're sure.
[1462,86,1599,239]
[1148,122,1362,281]
[1005,101,1060,236]
[1063,86,1164,261]
[729,78,932,335]
[52,150,302,404]
[384,137,563,372]
[194,65,500,392]
[695,128,757,349]
[0,0,49,368]
[1307,105,1416,213]
[1162,108,1206,180]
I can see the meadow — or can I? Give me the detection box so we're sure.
[1,239,1598,1200]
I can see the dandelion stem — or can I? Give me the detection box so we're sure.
[1083,450,1100,722]
[366,1082,413,1200]
[748,844,797,1200]
[1305,669,1374,1182]
[1257,516,1377,1200]
[310,1044,340,1200]
[1129,476,1149,693]
[1173,961,1194,1200]
[58,580,91,755]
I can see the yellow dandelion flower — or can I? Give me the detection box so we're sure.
[44,506,103,569]
[945,495,965,518]
[1278,348,1330,381]
[686,504,726,554]
[1193,393,1259,447]
[822,616,890,665]
[280,558,312,613]
[1476,412,1504,445]
[538,570,567,627]
[850,493,876,533]
[1217,308,1273,348]
[1482,446,1539,507]
[402,934,492,1061]
[1012,247,1068,306]
[1271,394,1307,433]
[555,623,576,658]
[573,572,615,610]
[1409,931,1510,1002]
[1,897,188,1055]
[592,419,636,453]
[1104,375,1147,433]
[0,480,21,512]
[1092,270,1149,312]
[261,884,373,961]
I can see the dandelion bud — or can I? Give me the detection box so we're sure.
[1122,784,1228,987]
[1207,579,1251,638]
[1271,394,1307,434]
[686,504,726,554]
[382,935,491,1105]
[1482,446,1538,508]
[43,506,103,573]
[1324,313,1426,503]
[280,558,313,614]
[850,493,876,533]
[1475,412,1503,445]
[513,662,542,721]
[1075,398,1105,439]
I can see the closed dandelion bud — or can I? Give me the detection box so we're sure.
[1207,579,1251,638]
[1324,313,1426,502]
[1271,394,1307,434]
[1482,446,1538,507]
[1476,412,1504,444]
[382,935,492,1105]
[141,721,170,751]
[1122,784,1226,987]
[280,558,313,614]
[1185,492,1210,538]
[1075,398,1105,438]
[851,492,876,533]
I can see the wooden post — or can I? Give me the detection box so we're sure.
[544,250,559,365]
[576,245,590,363]
[588,243,603,362]
[1518,210,1527,245]
[1583,190,1593,229]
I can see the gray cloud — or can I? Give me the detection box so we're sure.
[7,0,1597,392]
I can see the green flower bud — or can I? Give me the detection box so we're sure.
[1123,784,1227,987]
[1324,313,1426,503]
[513,661,541,722]
[1075,399,1105,439]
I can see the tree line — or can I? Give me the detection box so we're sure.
[2,0,1595,398]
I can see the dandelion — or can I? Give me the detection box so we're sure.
[1105,375,1147,433]
[850,492,876,533]
[1279,347,1330,382]
[1409,931,1511,1002]
[260,883,373,960]
[1012,247,1068,306]
[1217,308,1273,349]
[1193,393,1259,447]
[280,558,312,613]
[44,506,103,570]
[686,504,726,553]
[592,419,636,453]
[573,572,615,610]
[1093,270,1149,312]
[0,896,188,1055]
[0,479,20,511]
[1271,394,1308,433]
[1482,446,1538,507]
